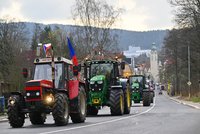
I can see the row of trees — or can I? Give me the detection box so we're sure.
[0,0,122,94]
[0,18,29,94]
[161,0,200,96]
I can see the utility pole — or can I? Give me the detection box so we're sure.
[188,45,191,99]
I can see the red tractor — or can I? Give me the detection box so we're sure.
[7,57,87,128]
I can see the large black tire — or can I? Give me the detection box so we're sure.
[150,92,154,103]
[7,95,25,128]
[52,93,69,126]
[70,87,87,123]
[29,112,46,125]
[124,88,131,114]
[143,92,151,106]
[87,105,98,116]
[110,89,124,115]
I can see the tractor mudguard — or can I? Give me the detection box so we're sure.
[68,80,79,100]
[111,85,123,90]
[8,92,26,111]
[10,92,23,96]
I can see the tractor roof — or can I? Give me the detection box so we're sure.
[129,75,145,78]
[34,57,72,65]
[85,60,118,64]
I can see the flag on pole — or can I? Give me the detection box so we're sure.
[67,37,78,66]
[43,43,52,57]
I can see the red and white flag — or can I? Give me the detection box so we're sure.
[43,43,52,57]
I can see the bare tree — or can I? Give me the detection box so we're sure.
[0,17,29,92]
[71,0,123,58]
[31,23,42,51]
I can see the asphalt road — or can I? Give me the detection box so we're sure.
[1,90,200,134]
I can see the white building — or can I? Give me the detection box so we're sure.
[123,46,151,69]
[150,43,159,82]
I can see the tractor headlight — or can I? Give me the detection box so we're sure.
[90,81,95,84]
[36,92,40,96]
[97,81,103,84]
[8,97,16,105]
[9,99,15,105]
[26,92,30,96]
[45,94,54,104]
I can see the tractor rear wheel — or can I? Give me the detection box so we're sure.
[29,112,46,125]
[87,105,98,116]
[143,92,151,106]
[124,88,131,114]
[110,89,124,115]
[70,87,86,123]
[7,95,25,128]
[52,93,69,126]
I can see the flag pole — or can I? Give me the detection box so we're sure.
[51,45,55,89]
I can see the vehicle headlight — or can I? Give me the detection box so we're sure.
[45,94,54,104]
[90,81,95,84]
[8,97,16,105]
[8,99,15,105]
[97,81,103,84]
[36,92,40,96]
[26,92,30,96]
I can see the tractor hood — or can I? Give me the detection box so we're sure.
[90,75,106,82]
[132,82,139,88]
[25,79,53,88]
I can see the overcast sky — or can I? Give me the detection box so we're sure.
[0,0,175,31]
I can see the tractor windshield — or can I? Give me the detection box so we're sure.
[34,63,63,88]
[90,63,113,78]
[130,76,143,85]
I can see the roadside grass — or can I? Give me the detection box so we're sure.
[190,97,200,103]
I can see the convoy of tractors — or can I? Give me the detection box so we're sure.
[7,44,155,128]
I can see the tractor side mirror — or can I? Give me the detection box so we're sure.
[73,66,79,76]
[22,68,28,78]
[121,62,125,70]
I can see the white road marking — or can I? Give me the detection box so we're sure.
[39,97,156,134]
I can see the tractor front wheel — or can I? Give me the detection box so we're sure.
[124,88,131,114]
[150,92,154,103]
[143,92,151,106]
[7,95,25,128]
[110,89,124,115]
[29,112,46,125]
[52,93,69,126]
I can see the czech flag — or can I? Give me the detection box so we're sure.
[43,43,52,57]
[67,37,78,66]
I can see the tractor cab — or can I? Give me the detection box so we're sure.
[129,75,145,90]
[84,60,124,88]
[33,57,74,89]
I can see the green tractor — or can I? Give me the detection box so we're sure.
[83,60,131,115]
[129,75,152,106]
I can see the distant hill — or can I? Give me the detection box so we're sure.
[24,22,168,50]
[112,29,168,50]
